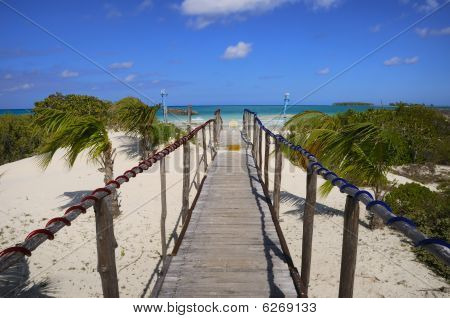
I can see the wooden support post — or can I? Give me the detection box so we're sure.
[300,163,317,297]
[215,110,221,145]
[94,196,119,298]
[187,105,192,133]
[264,131,270,186]
[253,116,257,154]
[339,195,360,298]
[208,123,214,159]
[273,139,282,220]
[202,126,208,172]
[160,157,167,261]
[181,139,190,224]
[258,126,262,170]
[195,133,200,187]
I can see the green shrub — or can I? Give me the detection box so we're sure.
[0,114,45,165]
[385,183,450,280]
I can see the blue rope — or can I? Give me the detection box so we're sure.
[366,200,392,212]
[415,238,450,249]
[339,183,359,193]
[386,216,416,227]
[317,167,328,175]
[309,162,323,171]
[324,171,337,179]
[331,177,347,186]
[354,190,374,200]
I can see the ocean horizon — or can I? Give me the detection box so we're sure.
[1,104,449,124]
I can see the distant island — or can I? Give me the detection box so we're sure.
[333,102,374,106]
[168,108,199,115]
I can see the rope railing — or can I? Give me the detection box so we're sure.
[0,118,216,278]
[243,109,450,297]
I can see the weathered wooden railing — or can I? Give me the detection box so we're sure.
[0,109,222,298]
[243,109,450,298]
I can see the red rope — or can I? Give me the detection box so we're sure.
[26,229,54,241]
[0,246,31,257]
[0,118,215,269]
[46,217,71,227]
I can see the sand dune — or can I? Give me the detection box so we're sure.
[0,130,448,297]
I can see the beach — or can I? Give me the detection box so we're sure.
[0,125,448,298]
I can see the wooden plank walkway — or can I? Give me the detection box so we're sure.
[154,128,298,297]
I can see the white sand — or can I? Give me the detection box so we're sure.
[0,130,448,298]
[272,155,449,298]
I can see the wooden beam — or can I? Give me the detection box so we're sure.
[264,131,270,186]
[181,139,190,224]
[160,157,167,262]
[273,139,282,220]
[339,195,360,298]
[187,105,192,133]
[202,126,208,172]
[94,196,119,298]
[258,125,262,171]
[300,163,317,297]
[208,123,214,160]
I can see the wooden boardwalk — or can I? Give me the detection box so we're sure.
[154,128,298,297]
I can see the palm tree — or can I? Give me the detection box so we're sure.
[115,97,181,159]
[36,108,121,217]
[284,111,402,229]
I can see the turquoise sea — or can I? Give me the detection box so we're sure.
[0,105,390,122]
[1,105,448,125]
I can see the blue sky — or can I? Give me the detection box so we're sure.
[0,0,449,108]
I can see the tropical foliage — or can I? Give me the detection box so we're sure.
[283,105,450,228]
[115,97,182,159]
[385,183,450,280]
[35,94,120,217]
[0,114,45,165]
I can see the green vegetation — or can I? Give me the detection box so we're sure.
[283,105,450,228]
[385,183,450,281]
[0,114,46,165]
[284,105,450,278]
[333,102,374,106]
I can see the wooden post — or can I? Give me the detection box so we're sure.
[273,139,282,220]
[300,163,317,297]
[181,139,190,224]
[94,196,119,298]
[208,122,214,159]
[215,110,221,145]
[187,105,192,133]
[253,116,257,154]
[264,131,270,186]
[258,126,262,170]
[202,126,208,172]
[195,133,200,187]
[160,157,167,261]
[339,195,360,298]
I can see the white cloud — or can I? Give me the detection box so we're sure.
[317,67,330,75]
[303,0,340,10]
[384,57,402,66]
[180,0,295,16]
[124,74,137,82]
[222,41,252,59]
[109,61,134,69]
[187,17,215,29]
[3,83,34,92]
[61,70,79,78]
[415,0,440,12]
[415,26,450,37]
[104,4,122,18]
[4,74,12,80]
[370,24,382,33]
[138,0,153,12]
[404,56,419,64]
[384,56,419,66]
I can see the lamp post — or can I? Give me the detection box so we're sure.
[161,89,168,123]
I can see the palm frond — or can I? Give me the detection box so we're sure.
[37,116,110,168]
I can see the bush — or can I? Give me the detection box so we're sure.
[0,114,45,165]
[385,183,450,280]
